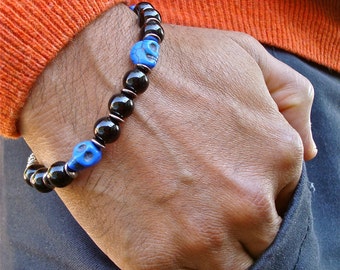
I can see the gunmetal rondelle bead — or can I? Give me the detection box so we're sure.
[46,161,74,188]
[138,8,161,26]
[123,68,149,94]
[141,22,164,43]
[23,164,45,187]
[31,168,54,193]
[108,93,134,119]
[94,117,121,144]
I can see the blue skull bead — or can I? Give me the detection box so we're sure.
[67,141,102,172]
[130,39,160,69]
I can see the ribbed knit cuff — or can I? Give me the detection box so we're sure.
[0,0,126,138]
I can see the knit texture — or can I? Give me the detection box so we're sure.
[0,0,125,138]
[146,0,339,71]
[1,0,339,138]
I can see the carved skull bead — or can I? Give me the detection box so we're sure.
[130,39,160,69]
[67,141,102,171]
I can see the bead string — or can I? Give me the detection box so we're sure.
[23,2,164,193]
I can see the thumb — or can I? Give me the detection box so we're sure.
[262,55,317,161]
[227,33,317,160]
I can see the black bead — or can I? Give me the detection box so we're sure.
[31,168,54,193]
[23,164,45,187]
[133,2,154,16]
[141,22,164,43]
[46,161,73,188]
[94,117,121,144]
[139,8,161,26]
[108,93,134,119]
[123,68,149,95]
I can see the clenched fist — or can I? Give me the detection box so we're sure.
[20,4,315,269]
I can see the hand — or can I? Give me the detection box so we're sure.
[20,4,313,269]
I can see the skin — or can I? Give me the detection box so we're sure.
[20,4,316,270]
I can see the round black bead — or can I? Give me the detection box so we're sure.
[94,117,121,144]
[46,161,73,188]
[108,93,134,119]
[31,168,54,193]
[123,68,149,95]
[133,2,154,16]
[23,164,45,187]
[141,22,164,43]
[139,8,161,26]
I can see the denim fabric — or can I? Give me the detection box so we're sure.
[0,49,339,269]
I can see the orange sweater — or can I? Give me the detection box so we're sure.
[0,0,339,138]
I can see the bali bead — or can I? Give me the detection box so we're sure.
[121,88,138,99]
[31,168,54,193]
[42,174,55,190]
[108,93,134,119]
[123,68,149,94]
[141,22,164,43]
[130,39,160,69]
[45,161,74,188]
[67,141,102,171]
[23,164,45,187]
[92,137,106,149]
[94,117,121,144]
[133,2,154,16]
[138,8,161,26]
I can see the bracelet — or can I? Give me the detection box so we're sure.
[23,2,164,193]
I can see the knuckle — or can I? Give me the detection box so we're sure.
[242,186,276,223]
[277,128,304,169]
[292,76,315,106]
[263,115,304,169]
[180,215,225,255]
[304,81,315,104]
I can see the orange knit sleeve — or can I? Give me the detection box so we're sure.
[0,0,126,138]
[1,0,339,138]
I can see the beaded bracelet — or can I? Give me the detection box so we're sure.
[23,2,164,193]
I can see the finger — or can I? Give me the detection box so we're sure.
[263,59,317,161]
[180,240,254,270]
[270,81,317,160]
[253,46,317,161]
[235,197,282,259]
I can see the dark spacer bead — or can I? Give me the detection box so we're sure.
[46,161,74,188]
[92,137,106,148]
[94,116,121,144]
[108,93,134,119]
[23,164,45,187]
[133,2,154,16]
[141,22,164,43]
[139,8,161,26]
[123,68,149,95]
[31,168,54,193]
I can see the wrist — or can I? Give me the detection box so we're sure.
[20,4,137,164]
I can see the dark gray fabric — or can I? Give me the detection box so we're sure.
[0,49,339,269]
[269,48,340,270]
[0,139,119,270]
